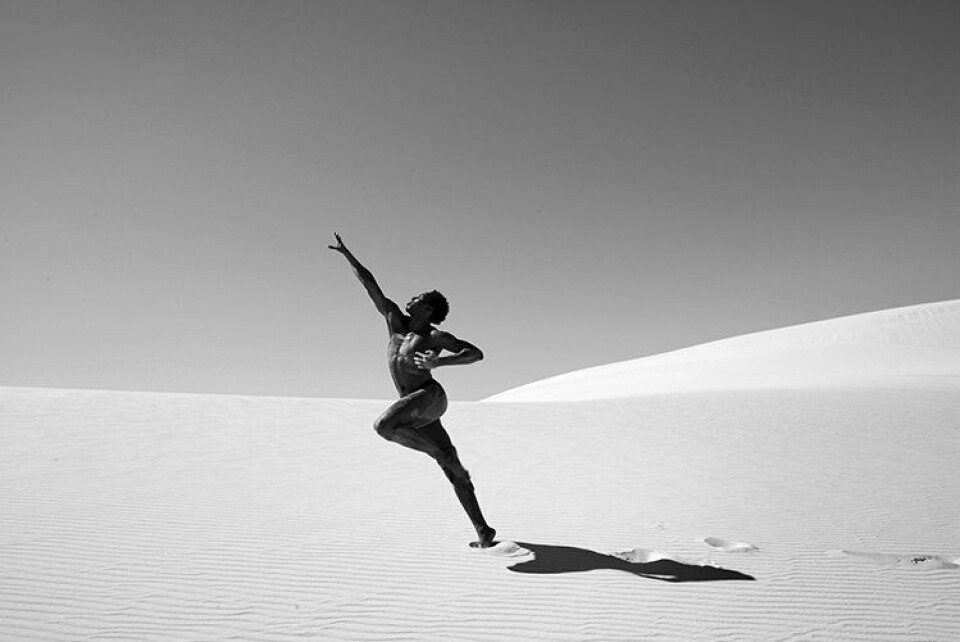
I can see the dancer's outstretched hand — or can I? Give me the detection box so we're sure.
[328,232,348,254]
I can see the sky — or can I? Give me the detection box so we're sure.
[2,0,957,401]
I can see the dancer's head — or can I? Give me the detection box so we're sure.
[406,290,449,324]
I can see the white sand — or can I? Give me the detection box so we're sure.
[486,299,960,402]
[3,301,959,640]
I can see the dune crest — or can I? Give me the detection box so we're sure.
[486,300,960,402]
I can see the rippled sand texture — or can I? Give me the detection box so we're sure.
[2,384,958,641]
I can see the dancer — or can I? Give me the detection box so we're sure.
[329,233,496,548]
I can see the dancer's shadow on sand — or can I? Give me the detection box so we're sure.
[510,542,755,583]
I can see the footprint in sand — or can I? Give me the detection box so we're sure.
[471,540,532,558]
[834,549,960,570]
[704,537,759,553]
[611,547,669,563]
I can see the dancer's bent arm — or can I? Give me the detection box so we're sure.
[413,332,484,370]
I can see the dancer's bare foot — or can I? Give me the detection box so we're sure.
[470,526,497,549]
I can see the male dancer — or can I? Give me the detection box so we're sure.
[329,233,497,548]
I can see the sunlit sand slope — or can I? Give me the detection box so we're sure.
[2,385,959,640]
[486,300,960,402]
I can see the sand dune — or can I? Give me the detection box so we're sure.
[486,299,960,402]
[2,302,959,640]
[3,385,958,640]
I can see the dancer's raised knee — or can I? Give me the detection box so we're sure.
[373,417,393,440]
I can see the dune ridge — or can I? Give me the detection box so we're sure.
[485,299,960,402]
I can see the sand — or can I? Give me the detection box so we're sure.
[487,299,960,402]
[2,301,959,640]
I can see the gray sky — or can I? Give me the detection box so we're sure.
[2,1,957,400]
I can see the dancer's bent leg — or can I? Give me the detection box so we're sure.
[373,383,447,457]
[375,386,495,546]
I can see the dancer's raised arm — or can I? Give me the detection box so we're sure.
[328,233,403,326]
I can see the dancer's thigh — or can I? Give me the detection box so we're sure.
[379,383,448,430]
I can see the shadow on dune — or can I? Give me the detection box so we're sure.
[510,542,755,583]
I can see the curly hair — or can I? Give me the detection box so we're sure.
[422,290,449,324]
